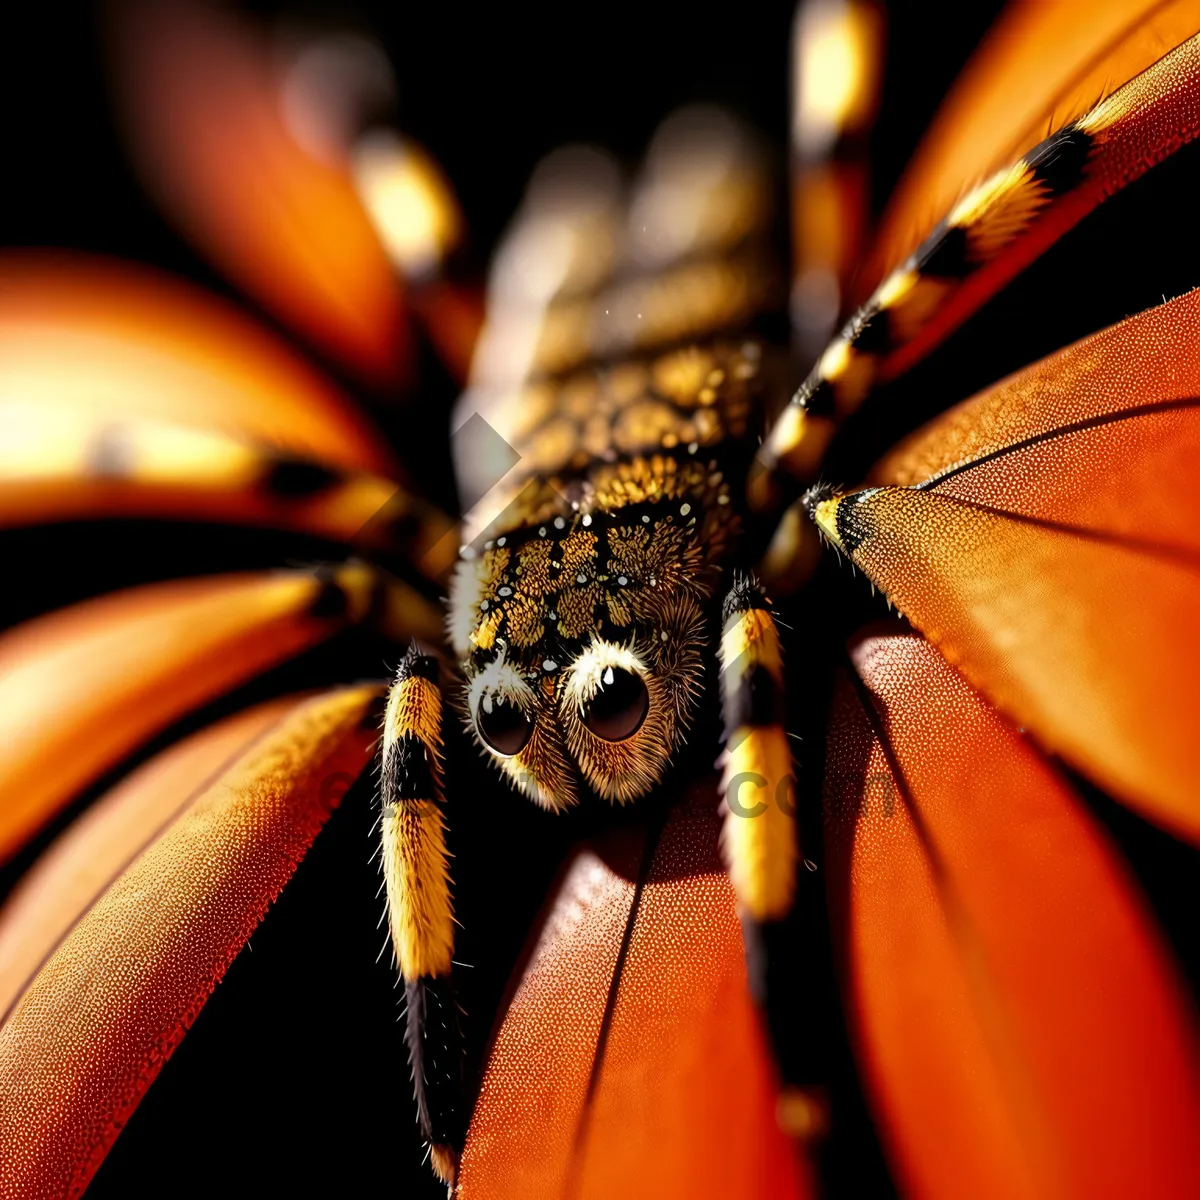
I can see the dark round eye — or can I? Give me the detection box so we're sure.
[583,667,650,741]
[476,696,533,756]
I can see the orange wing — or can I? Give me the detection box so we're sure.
[865,0,1200,295]
[0,686,379,1197]
[0,254,468,572]
[754,18,1200,500]
[0,253,395,475]
[0,696,299,1021]
[0,404,457,581]
[826,630,1200,1200]
[459,791,813,1200]
[107,1,409,387]
[0,566,437,864]
[879,29,1200,386]
[813,289,1200,841]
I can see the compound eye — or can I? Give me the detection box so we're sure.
[476,695,533,756]
[582,666,650,742]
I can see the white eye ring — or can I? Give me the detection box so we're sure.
[563,638,649,714]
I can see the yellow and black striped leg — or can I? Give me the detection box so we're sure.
[380,643,464,1189]
[719,575,828,1142]
[719,573,796,928]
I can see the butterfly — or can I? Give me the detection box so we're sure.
[1,2,1199,1198]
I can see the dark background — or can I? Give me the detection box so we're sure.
[3,3,1200,1197]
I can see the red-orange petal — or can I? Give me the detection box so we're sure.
[881,30,1200,383]
[752,28,1200,501]
[0,403,458,580]
[0,695,300,1021]
[0,567,434,864]
[460,790,813,1200]
[0,251,396,476]
[107,1,409,388]
[0,685,379,1197]
[864,0,1200,294]
[826,630,1200,1200]
[830,290,1200,837]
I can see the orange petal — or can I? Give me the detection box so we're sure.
[460,791,813,1200]
[825,630,1200,1200]
[107,1,408,387]
[0,566,435,864]
[753,29,1200,500]
[864,0,1200,294]
[0,403,457,580]
[0,252,395,476]
[0,695,300,1021]
[881,29,1200,383]
[826,290,1200,837]
[0,685,379,1196]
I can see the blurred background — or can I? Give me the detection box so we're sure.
[4,2,1200,1197]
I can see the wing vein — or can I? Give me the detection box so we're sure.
[922,490,1200,570]
[916,395,1200,490]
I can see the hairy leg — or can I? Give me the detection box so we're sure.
[380,644,465,1187]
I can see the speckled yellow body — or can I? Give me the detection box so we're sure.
[448,339,763,811]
